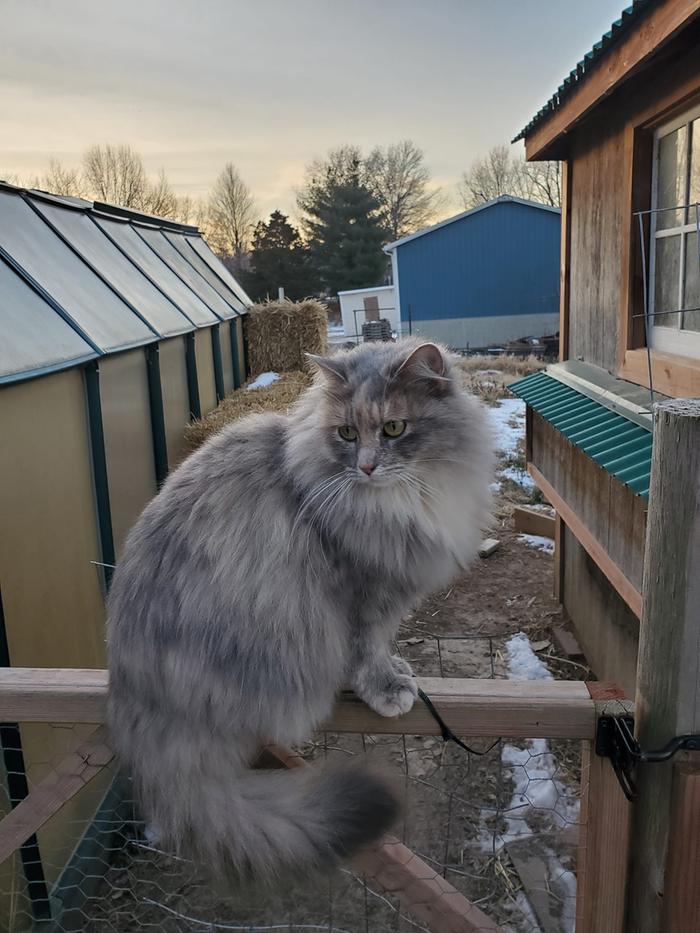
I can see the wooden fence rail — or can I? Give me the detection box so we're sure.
[0,669,632,933]
[0,668,597,738]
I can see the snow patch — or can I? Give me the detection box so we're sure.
[517,534,555,556]
[500,633,578,932]
[246,371,280,391]
[487,398,525,457]
[505,632,553,681]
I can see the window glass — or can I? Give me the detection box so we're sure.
[136,227,235,320]
[93,217,218,327]
[35,201,192,338]
[683,232,700,332]
[690,118,700,207]
[656,126,688,230]
[653,235,681,327]
[0,257,95,380]
[0,191,153,352]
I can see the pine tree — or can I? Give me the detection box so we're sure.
[243,211,316,301]
[298,149,388,294]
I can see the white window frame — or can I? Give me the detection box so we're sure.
[649,102,700,359]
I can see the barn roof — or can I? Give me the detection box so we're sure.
[0,182,250,385]
[383,196,560,252]
[512,1,653,144]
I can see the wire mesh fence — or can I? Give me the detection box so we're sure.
[1,630,586,933]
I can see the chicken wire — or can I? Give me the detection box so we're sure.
[1,631,584,933]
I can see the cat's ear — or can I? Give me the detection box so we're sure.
[306,353,348,385]
[393,343,449,390]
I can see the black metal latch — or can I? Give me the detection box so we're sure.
[595,714,700,801]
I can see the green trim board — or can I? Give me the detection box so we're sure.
[509,370,653,498]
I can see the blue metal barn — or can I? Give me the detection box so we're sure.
[384,196,560,350]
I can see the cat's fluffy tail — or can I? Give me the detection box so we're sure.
[134,748,399,879]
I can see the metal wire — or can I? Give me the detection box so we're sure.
[0,631,582,933]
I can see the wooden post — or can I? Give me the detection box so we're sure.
[576,685,633,933]
[661,763,700,932]
[627,399,700,932]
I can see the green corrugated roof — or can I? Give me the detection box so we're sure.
[512,1,652,143]
[509,370,652,498]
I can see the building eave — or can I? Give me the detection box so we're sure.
[383,196,560,252]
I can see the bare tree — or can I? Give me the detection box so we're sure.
[37,159,85,197]
[522,160,561,208]
[83,144,147,206]
[458,145,560,209]
[141,168,177,217]
[365,140,445,240]
[458,145,525,207]
[82,144,178,216]
[207,163,257,258]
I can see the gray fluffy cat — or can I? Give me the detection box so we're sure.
[107,339,493,879]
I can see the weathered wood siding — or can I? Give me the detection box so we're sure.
[562,528,640,696]
[565,22,700,370]
[568,115,626,371]
[530,412,645,688]
[531,413,646,592]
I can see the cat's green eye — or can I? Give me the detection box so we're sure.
[383,419,407,438]
[338,425,358,442]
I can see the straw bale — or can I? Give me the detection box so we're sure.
[245,299,328,375]
[182,370,312,455]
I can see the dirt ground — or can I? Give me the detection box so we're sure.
[78,357,588,933]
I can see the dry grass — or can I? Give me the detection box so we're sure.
[455,353,544,403]
[245,299,328,376]
[183,370,312,455]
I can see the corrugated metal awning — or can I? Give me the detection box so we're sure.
[509,369,653,498]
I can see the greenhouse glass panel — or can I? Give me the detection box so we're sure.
[185,235,251,307]
[34,201,193,338]
[0,257,96,382]
[0,191,153,352]
[93,216,218,327]
[163,231,244,313]
[136,227,235,319]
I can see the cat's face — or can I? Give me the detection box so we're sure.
[310,342,471,490]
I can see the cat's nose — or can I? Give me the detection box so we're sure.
[359,463,376,476]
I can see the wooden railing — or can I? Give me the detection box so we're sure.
[0,669,633,933]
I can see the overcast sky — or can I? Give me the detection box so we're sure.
[2,0,624,219]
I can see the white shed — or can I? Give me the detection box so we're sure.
[337,285,397,342]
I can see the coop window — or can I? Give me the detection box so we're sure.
[649,103,700,358]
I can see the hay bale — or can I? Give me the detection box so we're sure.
[182,370,313,455]
[245,299,328,376]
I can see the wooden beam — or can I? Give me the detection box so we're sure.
[619,348,700,398]
[527,464,643,617]
[628,399,700,933]
[661,763,700,932]
[559,159,572,362]
[0,726,112,866]
[265,745,502,933]
[524,0,700,159]
[0,669,598,740]
[512,506,555,539]
[617,125,653,369]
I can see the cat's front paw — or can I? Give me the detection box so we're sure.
[364,674,418,718]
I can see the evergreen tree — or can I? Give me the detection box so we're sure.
[298,148,388,294]
[243,210,316,301]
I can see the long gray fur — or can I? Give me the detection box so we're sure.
[107,339,494,880]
